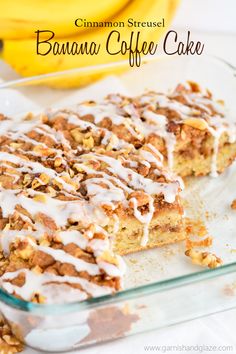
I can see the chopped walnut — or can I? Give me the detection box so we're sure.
[40,113,49,124]
[33,145,54,157]
[35,213,57,231]
[39,173,50,185]
[97,250,119,266]
[10,142,22,149]
[46,186,57,197]
[31,178,43,189]
[54,157,63,167]
[30,250,54,268]
[31,293,46,304]
[185,249,223,269]
[0,314,23,353]
[83,136,94,149]
[24,112,34,121]
[15,243,34,260]
[183,118,208,130]
[231,199,236,210]
[71,128,84,143]
[22,174,32,187]
[33,194,47,203]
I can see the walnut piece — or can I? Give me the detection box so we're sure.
[0,314,23,353]
[184,118,208,130]
[97,250,119,266]
[83,136,94,149]
[185,249,223,269]
[33,194,47,203]
[71,128,84,143]
[231,199,236,210]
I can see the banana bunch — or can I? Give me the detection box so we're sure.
[0,0,180,88]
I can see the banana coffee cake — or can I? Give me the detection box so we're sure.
[0,108,184,303]
[0,82,235,304]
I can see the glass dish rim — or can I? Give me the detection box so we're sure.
[1,262,236,314]
[0,54,235,315]
[0,54,235,90]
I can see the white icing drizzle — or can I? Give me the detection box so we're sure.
[112,213,120,234]
[138,88,236,176]
[0,117,38,136]
[76,91,220,175]
[0,89,190,303]
[130,196,154,247]
[0,187,108,229]
[0,152,76,194]
[0,225,126,303]
[146,143,163,162]
[81,153,179,202]
[76,102,125,125]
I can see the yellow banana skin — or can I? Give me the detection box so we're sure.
[0,0,130,39]
[1,0,180,88]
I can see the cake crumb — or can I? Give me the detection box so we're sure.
[223,282,236,296]
[128,258,138,265]
[185,217,208,238]
[186,236,213,249]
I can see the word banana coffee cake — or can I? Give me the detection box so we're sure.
[0,82,235,304]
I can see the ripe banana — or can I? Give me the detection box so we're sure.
[0,0,180,88]
[0,0,130,39]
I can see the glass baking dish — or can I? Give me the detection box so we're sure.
[0,55,236,352]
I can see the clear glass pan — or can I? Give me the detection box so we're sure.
[0,55,236,352]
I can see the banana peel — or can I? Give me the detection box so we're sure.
[0,0,131,39]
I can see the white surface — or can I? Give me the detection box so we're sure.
[0,2,236,354]
[23,310,236,354]
[173,0,236,33]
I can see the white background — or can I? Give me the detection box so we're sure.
[172,0,236,65]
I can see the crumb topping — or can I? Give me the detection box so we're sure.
[75,82,236,177]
